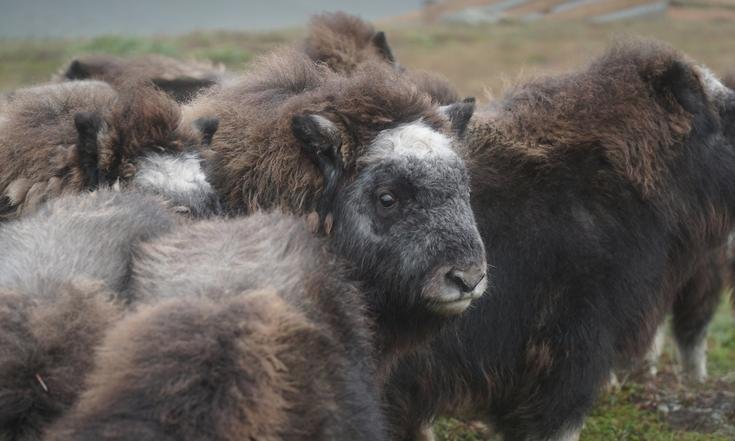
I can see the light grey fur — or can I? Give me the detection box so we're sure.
[695,65,732,104]
[129,213,323,305]
[0,190,176,298]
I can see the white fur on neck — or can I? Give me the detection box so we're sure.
[363,121,456,164]
[134,152,212,195]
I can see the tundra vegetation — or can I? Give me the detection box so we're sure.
[0,14,734,441]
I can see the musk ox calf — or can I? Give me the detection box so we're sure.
[56,54,227,103]
[302,12,461,105]
[384,40,735,441]
[0,190,176,441]
[0,80,220,219]
[45,213,387,441]
[185,48,486,350]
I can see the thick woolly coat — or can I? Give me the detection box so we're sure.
[385,41,735,441]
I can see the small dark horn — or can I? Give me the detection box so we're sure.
[73,112,104,189]
[193,117,220,146]
[371,31,396,64]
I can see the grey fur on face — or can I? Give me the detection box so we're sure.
[332,121,487,316]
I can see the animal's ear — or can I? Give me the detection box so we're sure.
[440,99,476,136]
[291,114,343,234]
[151,77,217,103]
[64,60,92,80]
[193,117,219,146]
[371,31,396,64]
[73,111,105,189]
[651,61,707,116]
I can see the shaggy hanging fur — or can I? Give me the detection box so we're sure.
[0,80,210,220]
[186,48,446,215]
[385,39,735,441]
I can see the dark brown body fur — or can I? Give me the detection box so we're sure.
[386,41,735,441]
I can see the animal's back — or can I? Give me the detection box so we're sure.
[0,189,176,296]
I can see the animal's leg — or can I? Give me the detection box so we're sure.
[672,252,724,383]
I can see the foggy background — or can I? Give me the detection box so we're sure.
[0,0,422,38]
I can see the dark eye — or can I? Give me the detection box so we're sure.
[378,191,397,208]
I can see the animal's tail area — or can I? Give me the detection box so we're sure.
[0,280,122,440]
[45,290,326,441]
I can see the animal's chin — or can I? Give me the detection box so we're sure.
[424,277,487,316]
[427,297,474,315]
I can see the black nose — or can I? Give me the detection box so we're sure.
[446,266,486,293]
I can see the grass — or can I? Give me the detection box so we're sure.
[1,16,734,440]
[2,17,735,97]
[582,386,730,441]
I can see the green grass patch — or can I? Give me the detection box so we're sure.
[66,36,182,57]
[708,292,735,376]
[583,386,728,441]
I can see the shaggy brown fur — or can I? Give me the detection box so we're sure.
[186,48,446,214]
[303,12,395,75]
[301,12,460,105]
[45,214,386,441]
[386,40,735,441]
[0,81,116,219]
[0,190,176,441]
[56,54,225,103]
[0,80,209,220]
[45,293,372,441]
[0,282,122,441]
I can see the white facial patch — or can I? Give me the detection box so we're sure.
[134,152,212,195]
[695,65,732,102]
[361,121,457,165]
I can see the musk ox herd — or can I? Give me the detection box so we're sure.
[0,11,734,441]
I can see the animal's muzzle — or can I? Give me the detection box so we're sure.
[446,266,486,294]
[426,262,488,316]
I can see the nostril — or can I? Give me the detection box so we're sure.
[446,267,486,293]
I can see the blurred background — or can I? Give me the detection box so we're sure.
[1,0,734,98]
[1,1,734,439]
